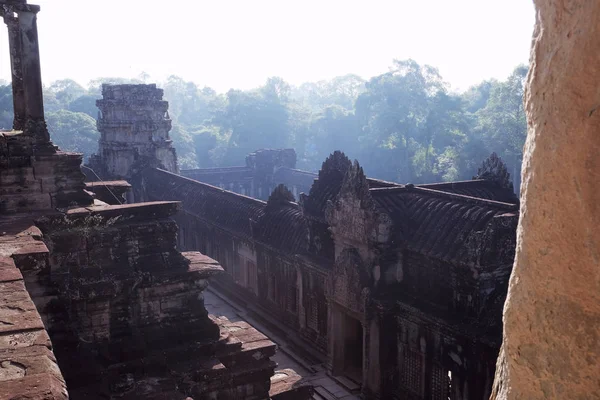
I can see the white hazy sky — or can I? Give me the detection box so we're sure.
[0,0,535,93]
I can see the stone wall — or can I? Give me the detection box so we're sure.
[491,1,600,398]
[175,195,331,353]
[142,169,333,354]
[0,215,67,400]
[35,201,280,399]
[0,131,93,214]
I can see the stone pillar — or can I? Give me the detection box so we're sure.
[17,7,49,144]
[366,318,381,397]
[328,306,344,375]
[491,1,600,399]
[3,15,26,131]
[297,269,306,329]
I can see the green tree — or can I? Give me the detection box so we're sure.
[68,95,100,119]
[170,122,197,169]
[0,84,13,130]
[48,79,87,108]
[303,105,360,170]
[46,110,99,160]
[355,59,462,182]
[473,65,528,191]
[192,126,220,168]
[87,77,143,96]
[291,74,365,112]
[217,77,291,165]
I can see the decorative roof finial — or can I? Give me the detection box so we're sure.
[473,152,514,191]
[266,184,295,210]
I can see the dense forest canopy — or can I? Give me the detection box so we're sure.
[0,59,527,191]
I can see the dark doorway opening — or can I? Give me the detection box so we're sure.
[343,314,363,383]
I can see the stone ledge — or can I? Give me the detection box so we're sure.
[85,180,131,188]
[64,201,181,219]
[182,251,224,278]
[270,368,314,399]
[213,315,277,368]
[0,372,67,400]
[0,215,67,399]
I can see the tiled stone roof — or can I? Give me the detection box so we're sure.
[145,166,518,267]
[371,186,518,265]
[415,179,518,203]
[254,202,309,254]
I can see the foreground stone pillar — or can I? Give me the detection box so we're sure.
[491,1,600,399]
[3,14,26,131]
[17,7,49,143]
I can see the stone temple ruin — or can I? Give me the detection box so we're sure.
[82,72,522,400]
[142,150,519,399]
[0,1,311,399]
[0,1,520,395]
[2,0,596,399]
[88,83,179,181]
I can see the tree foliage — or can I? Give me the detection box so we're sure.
[46,110,99,161]
[0,60,527,191]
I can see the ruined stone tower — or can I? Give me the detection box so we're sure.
[88,84,179,180]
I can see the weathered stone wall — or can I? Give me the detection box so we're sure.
[491,1,600,398]
[142,168,333,353]
[0,131,93,214]
[377,309,498,400]
[35,201,280,399]
[175,208,331,354]
[0,216,68,400]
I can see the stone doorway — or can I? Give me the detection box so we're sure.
[342,313,363,383]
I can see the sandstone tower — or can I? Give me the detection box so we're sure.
[88,84,179,180]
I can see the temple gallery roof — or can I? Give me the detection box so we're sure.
[143,169,309,255]
[253,202,309,254]
[142,168,264,239]
[145,156,518,268]
[415,179,518,204]
[370,186,518,264]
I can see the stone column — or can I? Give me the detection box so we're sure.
[3,15,26,131]
[17,7,49,144]
[491,1,600,399]
[366,317,381,397]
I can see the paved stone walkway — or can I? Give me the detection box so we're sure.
[204,288,361,400]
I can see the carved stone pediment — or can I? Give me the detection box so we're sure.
[326,161,392,247]
[332,247,370,314]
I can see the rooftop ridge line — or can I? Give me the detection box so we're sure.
[182,166,251,173]
[278,167,318,176]
[153,168,268,206]
[416,179,490,187]
[370,185,518,210]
